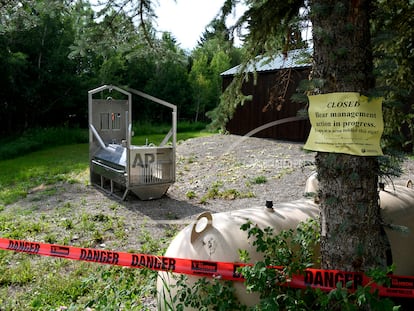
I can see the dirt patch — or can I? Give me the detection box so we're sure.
[6,135,412,254]
[9,134,414,248]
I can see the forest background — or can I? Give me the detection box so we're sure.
[0,0,412,154]
[0,0,243,141]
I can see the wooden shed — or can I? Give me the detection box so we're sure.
[221,49,311,141]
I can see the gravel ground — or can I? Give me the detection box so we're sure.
[15,134,414,244]
[136,134,318,218]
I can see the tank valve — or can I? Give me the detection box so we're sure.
[265,200,274,212]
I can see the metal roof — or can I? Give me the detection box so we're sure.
[221,48,312,76]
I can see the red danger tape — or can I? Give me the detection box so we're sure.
[1,237,414,299]
[0,238,242,281]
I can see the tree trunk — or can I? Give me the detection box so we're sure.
[310,0,390,271]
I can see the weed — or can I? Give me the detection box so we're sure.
[109,203,119,211]
[44,233,58,244]
[112,218,128,240]
[252,175,268,184]
[199,196,208,204]
[186,190,197,199]
[273,167,294,179]
[63,202,72,209]
[203,181,223,200]
[186,154,197,164]
[92,230,104,244]
[221,188,241,200]
[201,181,255,202]
[81,213,96,232]
[92,213,110,222]
[139,228,165,254]
[164,225,181,239]
[173,276,246,311]
[61,218,74,230]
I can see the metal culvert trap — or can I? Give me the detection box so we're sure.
[88,85,176,200]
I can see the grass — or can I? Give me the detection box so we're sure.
[0,195,162,309]
[0,127,88,161]
[132,131,209,146]
[0,124,212,310]
[0,144,88,205]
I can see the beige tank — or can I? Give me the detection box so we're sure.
[305,173,414,276]
[157,199,319,309]
[157,177,414,310]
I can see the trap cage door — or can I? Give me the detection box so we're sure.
[88,85,132,149]
[88,85,132,197]
[90,99,130,146]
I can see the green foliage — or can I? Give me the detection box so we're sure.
[0,253,160,310]
[0,0,86,135]
[172,275,247,311]
[240,218,320,272]
[0,127,88,161]
[372,0,414,152]
[186,191,197,199]
[189,38,240,123]
[79,265,157,310]
[378,151,405,184]
[133,120,208,136]
[231,0,306,55]
[200,181,255,202]
[251,175,267,184]
[132,122,213,146]
[206,67,253,132]
[0,0,240,135]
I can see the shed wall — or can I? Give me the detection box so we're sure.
[224,68,311,141]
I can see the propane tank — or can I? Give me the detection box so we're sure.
[157,198,320,309]
[157,180,414,310]
[377,185,414,276]
[304,173,414,276]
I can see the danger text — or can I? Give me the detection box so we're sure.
[79,249,119,264]
[8,240,40,253]
[304,270,363,290]
[131,254,176,271]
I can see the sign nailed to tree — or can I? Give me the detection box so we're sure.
[304,92,384,156]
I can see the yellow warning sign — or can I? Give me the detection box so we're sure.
[304,92,383,156]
